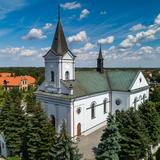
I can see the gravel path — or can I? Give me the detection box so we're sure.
[78,127,105,160]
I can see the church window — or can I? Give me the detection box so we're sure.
[134,97,138,108]
[115,99,121,106]
[143,94,147,102]
[91,103,96,119]
[65,71,70,80]
[139,95,142,100]
[77,107,81,114]
[51,71,54,82]
[103,99,107,114]
[50,115,55,128]
[139,78,142,83]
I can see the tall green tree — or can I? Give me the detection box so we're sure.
[24,102,54,160]
[49,120,83,160]
[0,87,6,109]
[116,108,148,160]
[138,101,160,145]
[96,113,121,160]
[150,88,160,102]
[0,93,26,156]
[9,88,22,106]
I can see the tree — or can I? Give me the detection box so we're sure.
[0,93,26,156]
[150,88,160,102]
[96,113,121,160]
[9,88,23,106]
[24,102,54,160]
[138,101,160,145]
[116,108,148,160]
[49,120,83,160]
[7,156,21,160]
[0,86,6,109]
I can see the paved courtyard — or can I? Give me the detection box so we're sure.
[78,126,105,160]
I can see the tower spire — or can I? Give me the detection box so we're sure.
[98,44,103,59]
[97,44,104,73]
[51,6,69,56]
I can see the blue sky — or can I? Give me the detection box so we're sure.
[0,0,160,67]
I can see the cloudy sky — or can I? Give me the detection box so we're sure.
[0,0,160,68]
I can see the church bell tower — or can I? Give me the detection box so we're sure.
[40,7,76,94]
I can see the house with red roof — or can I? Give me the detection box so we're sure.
[0,73,36,91]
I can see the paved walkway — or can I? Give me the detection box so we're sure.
[78,127,105,160]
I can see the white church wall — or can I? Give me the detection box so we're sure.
[61,52,75,81]
[129,89,149,108]
[72,92,110,137]
[36,94,72,135]
[61,59,75,80]
[130,72,148,91]
[44,52,59,83]
[112,91,130,112]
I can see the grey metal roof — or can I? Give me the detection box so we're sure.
[61,69,142,98]
[51,18,69,56]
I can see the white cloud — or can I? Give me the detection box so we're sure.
[100,11,107,15]
[120,35,137,48]
[22,28,47,40]
[130,24,146,31]
[60,1,81,10]
[120,26,160,48]
[0,46,50,59]
[20,49,37,57]
[83,43,95,50]
[72,42,95,54]
[68,31,88,42]
[155,14,160,25]
[138,46,154,55]
[0,47,36,57]
[43,23,53,30]
[80,9,90,19]
[0,47,22,55]
[98,36,114,44]
[0,0,26,19]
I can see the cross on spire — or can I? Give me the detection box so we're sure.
[58,5,60,20]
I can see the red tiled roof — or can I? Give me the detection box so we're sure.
[0,75,36,87]
[0,73,13,77]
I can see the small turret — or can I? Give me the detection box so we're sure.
[97,44,104,73]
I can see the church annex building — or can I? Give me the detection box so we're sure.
[36,12,149,138]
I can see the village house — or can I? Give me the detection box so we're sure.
[0,73,36,91]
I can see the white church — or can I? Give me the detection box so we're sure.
[36,12,149,138]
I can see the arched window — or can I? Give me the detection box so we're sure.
[134,97,138,108]
[91,103,96,119]
[103,99,107,114]
[51,71,54,82]
[139,95,143,103]
[143,94,147,102]
[65,71,70,80]
[50,115,55,128]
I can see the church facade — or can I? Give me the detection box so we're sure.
[36,13,149,137]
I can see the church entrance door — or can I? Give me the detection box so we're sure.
[77,123,81,136]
